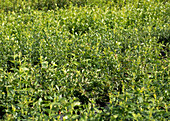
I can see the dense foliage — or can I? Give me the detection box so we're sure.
[0,0,169,120]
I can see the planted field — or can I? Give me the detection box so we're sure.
[0,0,169,120]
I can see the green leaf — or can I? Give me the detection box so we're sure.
[0,67,3,71]
[41,61,48,69]
[20,67,29,72]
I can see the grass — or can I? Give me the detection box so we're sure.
[0,0,169,120]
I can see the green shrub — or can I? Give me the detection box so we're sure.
[0,0,169,120]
